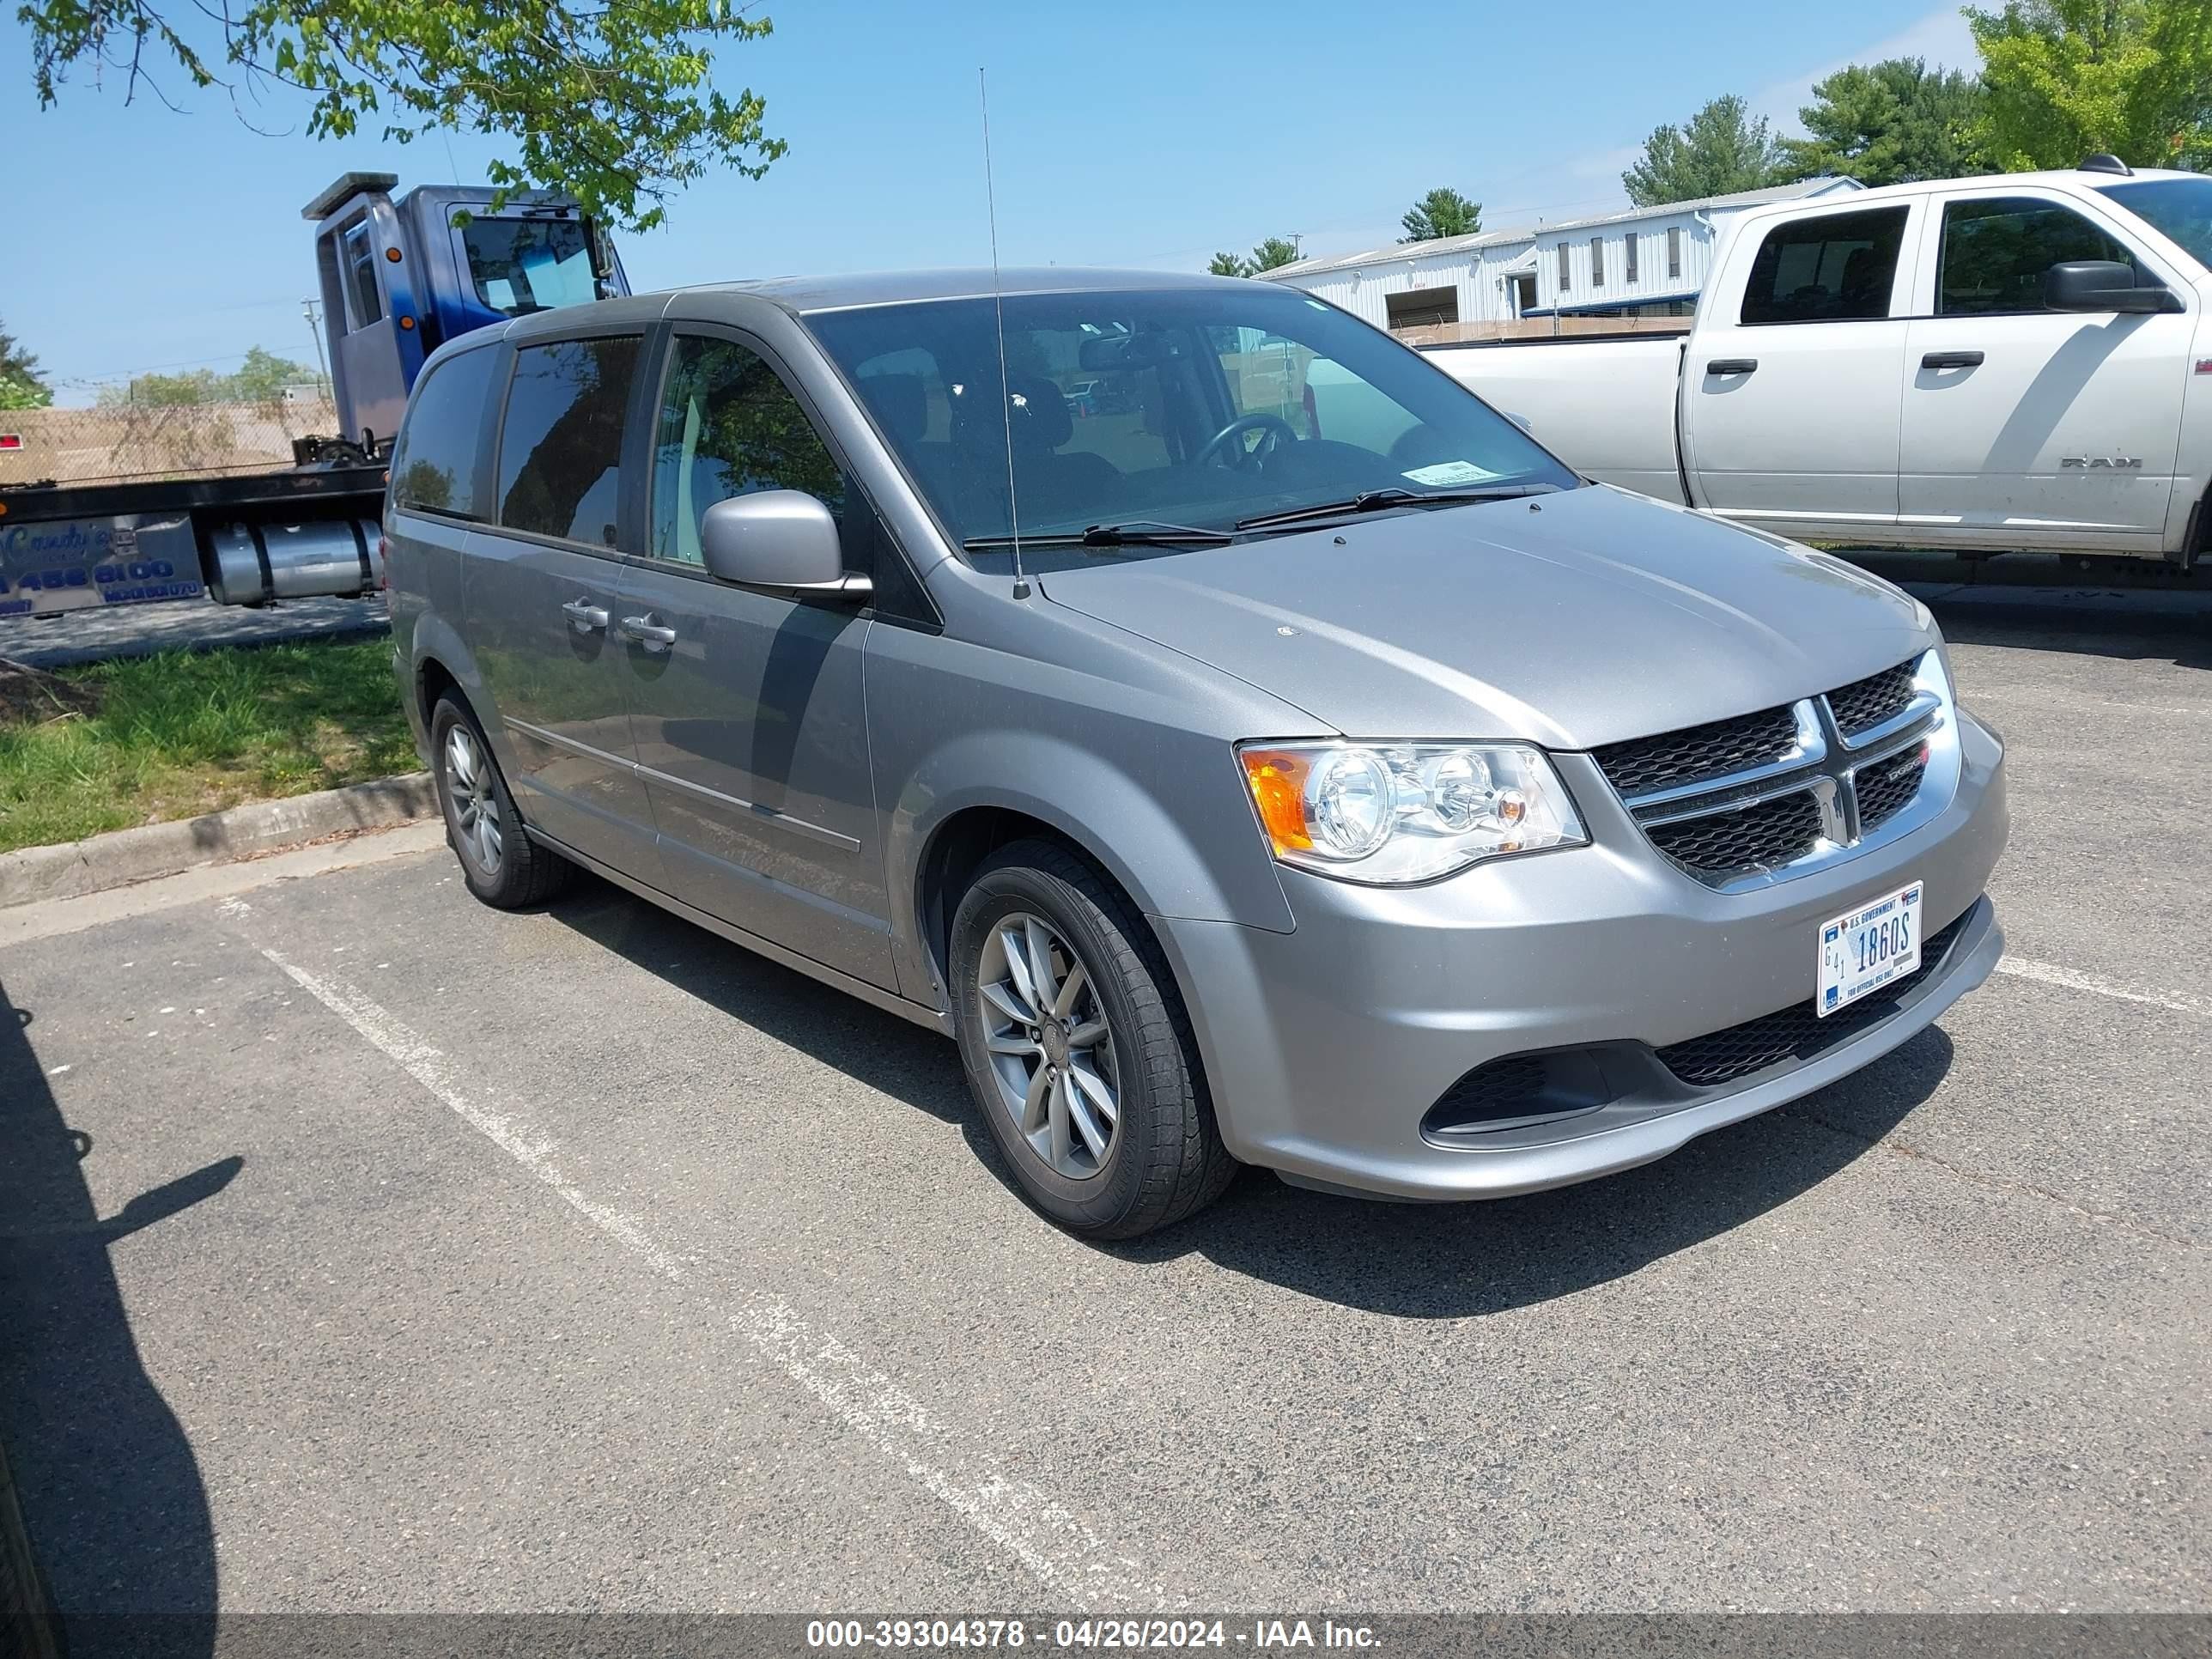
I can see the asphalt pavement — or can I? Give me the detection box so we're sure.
[1,580,2207,1621]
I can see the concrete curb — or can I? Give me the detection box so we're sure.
[0,771,439,909]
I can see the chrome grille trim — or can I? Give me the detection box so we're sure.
[1595,651,1958,890]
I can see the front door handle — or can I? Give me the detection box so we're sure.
[620,613,678,653]
[560,598,609,634]
[1705,358,1759,376]
[1921,349,1984,370]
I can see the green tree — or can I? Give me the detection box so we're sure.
[1969,0,2212,171]
[1623,94,1789,206]
[21,0,785,231]
[1207,252,1252,276]
[227,346,326,402]
[1400,187,1482,242]
[0,319,53,410]
[1246,236,1302,272]
[1780,58,1993,184]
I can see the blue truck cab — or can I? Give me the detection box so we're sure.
[304,172,631,453]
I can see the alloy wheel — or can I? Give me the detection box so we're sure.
[976,912,1121,1179]
[444,725,503,876]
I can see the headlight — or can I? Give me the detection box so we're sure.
[1237,740,1587,884]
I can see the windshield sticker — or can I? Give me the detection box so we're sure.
[1401,460,1504,488]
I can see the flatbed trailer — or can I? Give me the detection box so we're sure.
[0,460,390,617]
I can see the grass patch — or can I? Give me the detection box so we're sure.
[0,637,416,854]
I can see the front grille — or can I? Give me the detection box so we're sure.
[1592,702,1799,799]
[1826,660,1919,738]
[1646,789,1825,877]
[1656,911,1972,1088]
[1596,653,1936,884]
[1855,745,1927,833]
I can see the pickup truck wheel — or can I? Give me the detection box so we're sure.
[429,694,573,909]
[950,841,1237,1239]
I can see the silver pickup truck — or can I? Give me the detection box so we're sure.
[385,267,2008,1239]
[1420,162,2212,566]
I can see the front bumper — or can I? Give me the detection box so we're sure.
[1154,711,2008,1201]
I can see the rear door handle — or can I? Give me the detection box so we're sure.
[1705,358,1758,376]
[1921,349,1984,369]
[560,598,609,633]
[620,613,678,652]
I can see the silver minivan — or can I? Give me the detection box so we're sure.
[386,270,2008,1238]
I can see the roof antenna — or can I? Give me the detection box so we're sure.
[979,67,1030,599]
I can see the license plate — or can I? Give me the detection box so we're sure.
[1816,880,1923,1018]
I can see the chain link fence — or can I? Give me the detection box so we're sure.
[0,397,343,489]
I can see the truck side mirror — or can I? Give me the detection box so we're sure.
[700,491,870,600]
[2043,259,2181,314]
[586,216,617,291]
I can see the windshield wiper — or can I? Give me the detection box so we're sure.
[962,520,1235,553]
[1234,483,1561,532]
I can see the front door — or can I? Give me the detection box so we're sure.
[620,329,896,990]
[1899,189,2191,550]
[463,332,657,870]
[1683,201,1916,535]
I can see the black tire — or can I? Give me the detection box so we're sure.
[949,839,1237,1239]
[428,692,574,908]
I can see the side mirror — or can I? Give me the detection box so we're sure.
[699,490,870,600]
[2043,259,2181,314]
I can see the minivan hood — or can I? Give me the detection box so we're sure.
[1037,485,1932,750]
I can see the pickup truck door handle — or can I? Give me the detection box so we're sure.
[1921,349,1985,370]
[560,598,609,634]
[1705,358,1758,376]
[619,613,678,652]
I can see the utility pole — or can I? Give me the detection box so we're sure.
[301,298,331,394]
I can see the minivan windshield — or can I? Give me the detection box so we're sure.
[2095,177,2212,272]
[805,285,1578,570]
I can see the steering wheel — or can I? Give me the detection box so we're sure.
[1194,412,1297,471]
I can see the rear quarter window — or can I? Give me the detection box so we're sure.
[391,346,500,520]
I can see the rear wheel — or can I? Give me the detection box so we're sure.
[949,840,1236,1239]
[430,693,573,908]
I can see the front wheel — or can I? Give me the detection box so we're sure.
[950,841,1236,1239]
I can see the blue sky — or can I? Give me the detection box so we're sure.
[4,0,1976,404]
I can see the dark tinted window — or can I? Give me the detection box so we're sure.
[1940,197,2137,315]
[2095,177,2212,272]
[391,346,498,520]
[496,335,640,545]
[648,335,846,565]
[1740,205,1908,325]
[341,219,384,331]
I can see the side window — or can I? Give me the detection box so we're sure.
[1557,243,1571,291]
[1739,205,1909,325]
[341,220,384,331]
[1668,226,1683,279]
[648,335,847,566]
[1939,197,2137,316]
[1625,231,1638,283]
[1591,237,1605,285]
[496,335,641,546]
[391,348,499,520]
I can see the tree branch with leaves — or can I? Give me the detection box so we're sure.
[20,0,787,231]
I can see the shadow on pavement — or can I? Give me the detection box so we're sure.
[545,879,1954,1319]
[0,977,235,1658]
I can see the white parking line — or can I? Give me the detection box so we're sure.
[258,941,1164,1607]
[1996,955,2207,1018]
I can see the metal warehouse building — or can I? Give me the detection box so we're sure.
[1262,177,1863,334]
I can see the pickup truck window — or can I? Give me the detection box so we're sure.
[1939,198,2136,315]
[391,347,499,521]
[460,216,599,317]
[1739,205,1908,325]
[2094,177,2212,273]
[340,219,384,331]
[807,286,1577,568]
[495,335,641,548]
